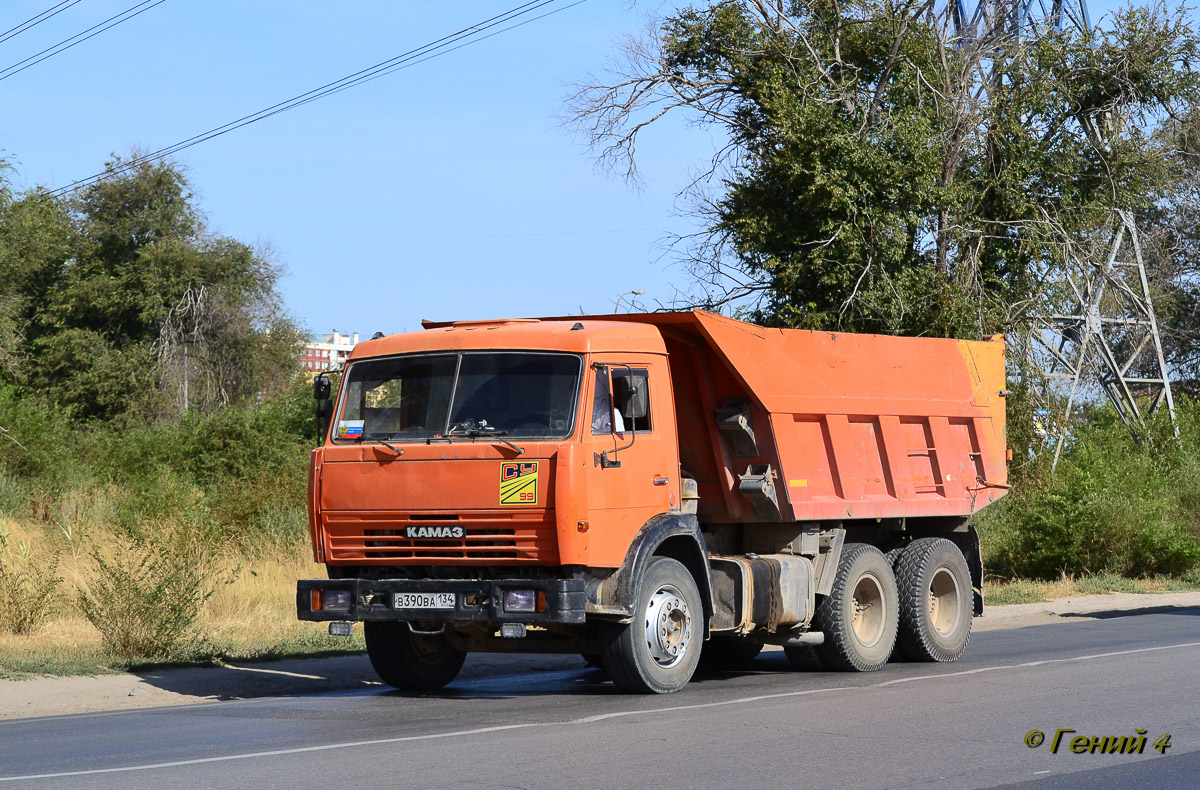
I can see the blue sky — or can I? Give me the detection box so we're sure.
[0,0,1172,340]
[0,1,712,338]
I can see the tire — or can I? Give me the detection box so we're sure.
[783,644,825,671]
[699,635,763,669]
[894,538,972,663]
[601,556,703,694]
[813,543,899,672]
[882,543,908,663]
[364,621,466,690]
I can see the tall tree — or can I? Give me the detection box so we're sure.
[1,155,301,420]
[1140,109,1200,381]
[569,0,1200,339]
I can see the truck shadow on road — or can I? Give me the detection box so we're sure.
[1057,604,1200,621]
[370,651,825,700]
[128,654,386,704]
[127,648,931,706]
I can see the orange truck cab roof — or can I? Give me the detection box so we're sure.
[348,317,668,360]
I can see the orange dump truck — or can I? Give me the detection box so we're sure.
[298,311,1008,693]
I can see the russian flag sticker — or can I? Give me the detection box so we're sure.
[337,420,364,439]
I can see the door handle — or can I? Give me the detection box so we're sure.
[652,477,670,486]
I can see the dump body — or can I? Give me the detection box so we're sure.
[578,311,1009,524]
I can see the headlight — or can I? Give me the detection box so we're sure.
[321,589,353,612]
[502,589,536,613]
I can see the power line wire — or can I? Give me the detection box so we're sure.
[214,0,587,134]
[49,0,552,195]
[298,0,588,107]
[0,0,85,46]
[48,0,587,198]
[288,227,662,243]
[0,0,165,83]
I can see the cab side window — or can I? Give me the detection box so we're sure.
[591,366,652,434]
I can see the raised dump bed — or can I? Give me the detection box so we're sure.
[592,311,1009,524]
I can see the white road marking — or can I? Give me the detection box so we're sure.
[3,639,1199,783]
[219,664,326,680]
[874,639,1200,688]
[0,724,548,782]
[575,640,1200,723]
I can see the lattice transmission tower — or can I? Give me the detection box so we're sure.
[946,0,1178,468]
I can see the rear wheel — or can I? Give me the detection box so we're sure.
[814,543,898,672]
[894,538,972,662]
[601,557,702,694]
[364,621,466,690]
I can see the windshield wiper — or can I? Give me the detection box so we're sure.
[360,432,403,456]
[494,437,525,455]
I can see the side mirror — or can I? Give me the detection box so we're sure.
[314,374,332,443]
[619,375,649,420]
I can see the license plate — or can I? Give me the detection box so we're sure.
[394,592,455,610]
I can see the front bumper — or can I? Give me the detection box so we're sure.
[297,577,587,625]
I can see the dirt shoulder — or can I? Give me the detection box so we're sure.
[3,591,1198,721]
[970,590,1200,631]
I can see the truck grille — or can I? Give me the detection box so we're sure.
[321,511,558,564]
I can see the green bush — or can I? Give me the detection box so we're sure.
[86,381,313,537]
[0,473,32,518]
[77,532,229,660]
[0,377,316,569]
[0,383,82,483]
[977,398,1200,580]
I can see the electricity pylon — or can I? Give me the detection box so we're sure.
[947,0,1178,468]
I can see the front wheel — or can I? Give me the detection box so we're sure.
[814,543,899,672]
[601,556,703,693]
[364,621,466,690]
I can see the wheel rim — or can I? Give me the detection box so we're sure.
[928,565,962,637]
[850,572,886,648]
[643,583,692,668]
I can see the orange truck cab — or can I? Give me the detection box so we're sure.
[298,311,1008,694]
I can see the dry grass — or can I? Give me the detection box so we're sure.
[199,550,361,660]
[0,615,113,677]
[0,516,361,679]
[984,572,1200,606]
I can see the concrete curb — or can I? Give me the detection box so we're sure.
[972,590,1200,632]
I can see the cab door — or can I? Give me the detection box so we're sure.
[583,354,679,567]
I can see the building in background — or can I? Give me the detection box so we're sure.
[300,331,359,372]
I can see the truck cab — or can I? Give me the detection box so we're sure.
[300,318,708,692]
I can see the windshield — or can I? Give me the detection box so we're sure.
[335,352,581,442]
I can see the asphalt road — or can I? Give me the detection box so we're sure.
[1,609,1198,790]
